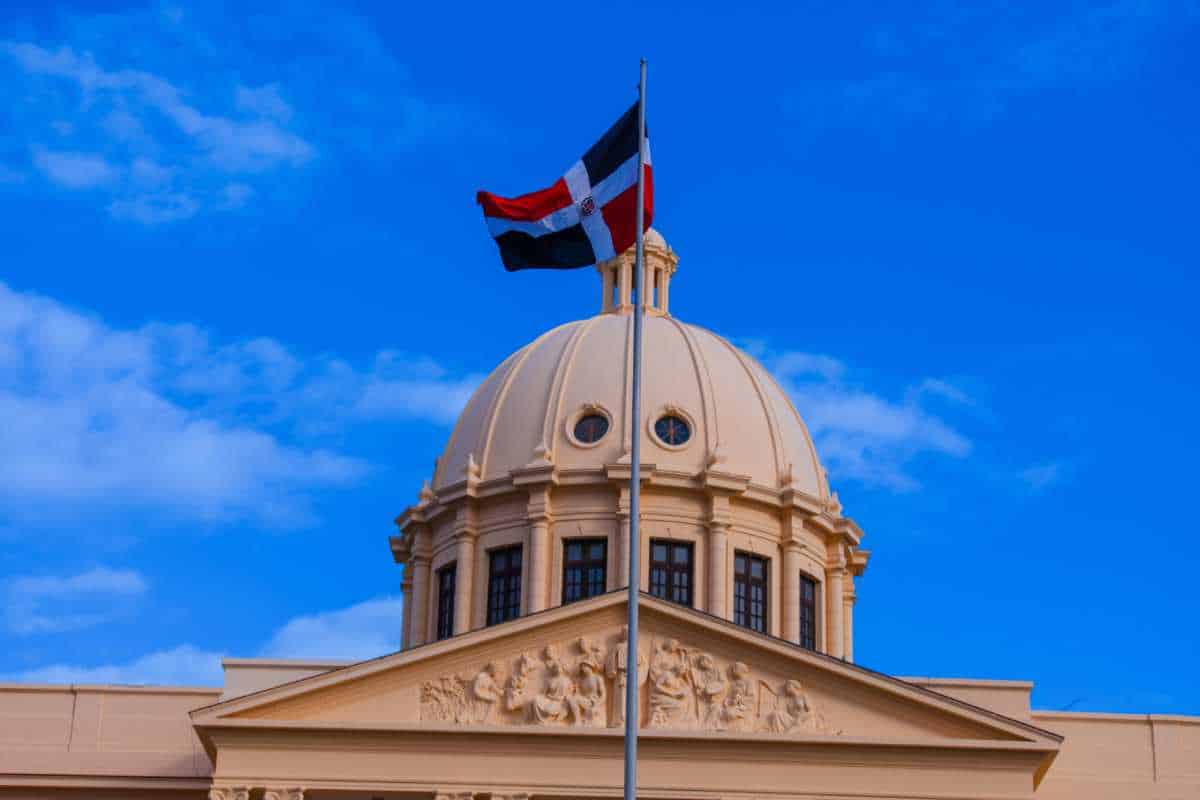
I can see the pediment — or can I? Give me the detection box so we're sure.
[192,593,1059,749]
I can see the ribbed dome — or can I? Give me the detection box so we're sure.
[433,311,829,500]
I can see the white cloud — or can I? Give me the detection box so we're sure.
[5,595,401,685]
[12,644,223,685]
[1,39,312,224]
[261,597,403,661]
[31,148,117,188]
[1020,461,1065,492]
[108,191,199,224]
[4,43,313,173]
[4,567,148,635]
[236,83,294,122]
[0,281,477,526]
[758,348,971,491]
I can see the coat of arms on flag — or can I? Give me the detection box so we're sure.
[476,104,654,271]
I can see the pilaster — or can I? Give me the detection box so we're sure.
[409,552,432,647]
[844,586,857,663]
[400,572,414,650]
[781,540,804,645]
[452,503,478,635]
[525,485,553,613]
[707,493,732,619]
[826,561,846,660]
[616,485,632,589]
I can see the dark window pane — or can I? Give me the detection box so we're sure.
[648,539,693,608]
[487,545,523,627]
[562,538,607,605]
[436,563,457,641]
[733,552,768,635]
[799,574,818,650]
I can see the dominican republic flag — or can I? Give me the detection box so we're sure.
[477,103,653,271]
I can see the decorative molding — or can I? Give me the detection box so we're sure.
[263,789,305,800]
[419,625,839,736]
[209,789,250,800]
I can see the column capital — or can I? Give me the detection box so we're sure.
[263,789,305,800]
[452,528,478,544]
[208,789,250,800]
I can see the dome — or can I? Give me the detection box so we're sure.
[433,232,829,501]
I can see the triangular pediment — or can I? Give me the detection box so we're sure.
[192,593,1060,749]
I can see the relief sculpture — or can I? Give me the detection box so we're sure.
[418,626,840,736]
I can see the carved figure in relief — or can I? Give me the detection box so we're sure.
[689,652,727,729]
[421,675,470,723]
[720,661,755,731]
[760,679,814,733]
[605,625,648,727]
[470,661,503,723]
[648,638,692,727]
[532,647,575,724]
[505,653,536,714]
[570,659,608,726]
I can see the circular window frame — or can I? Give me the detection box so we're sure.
[648,405,696,451]
[565,403,613,449]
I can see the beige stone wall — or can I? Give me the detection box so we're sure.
[399,479,862,657]
[1032,711,1200,799]
[0,684,215,797]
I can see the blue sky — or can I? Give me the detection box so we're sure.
[1,0,1197,715]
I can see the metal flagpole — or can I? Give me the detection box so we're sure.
[624,57,647,800]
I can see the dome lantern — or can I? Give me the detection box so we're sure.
[596,228,678,316]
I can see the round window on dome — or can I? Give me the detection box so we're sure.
[573,413,610,445]
[654,414,691,447]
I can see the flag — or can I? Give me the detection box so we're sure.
[477,103,653,271]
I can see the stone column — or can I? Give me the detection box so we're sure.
[400,572,414,650]
[707,494,731,619]
[782,542,802,645]
[707,521,728,618]
[827,566,845,659]
[844,589,856,663]
[616,486,631,589]
[453,531,476,635]
[528,515,549,613]
[408,555,432,647]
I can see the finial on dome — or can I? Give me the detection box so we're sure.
[418,479,436,505]
[465,452,481,481]
[596,227,679,316]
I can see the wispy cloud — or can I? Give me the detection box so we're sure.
[31,148,117,188]
[787,0,1200,130]
[11,643,222,685]
[0,281,478,527]
[749,343,972,491]
[4,567,147,635]
[2,40,312,223]
[260,597,403,661]
[1020,460,1066,492]
[0,3,474,225]
[6,595,401,685]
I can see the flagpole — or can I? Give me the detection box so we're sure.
[624,56,646,800]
